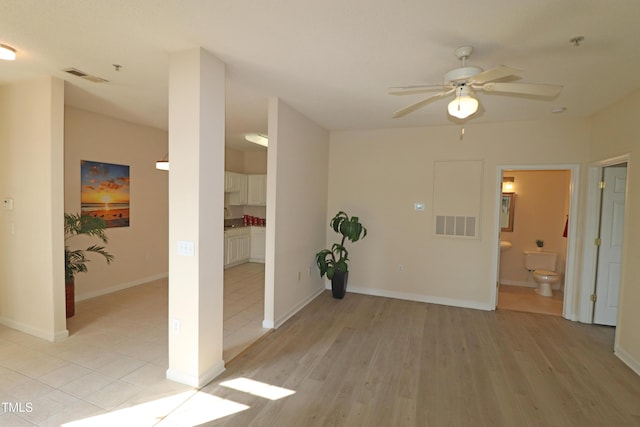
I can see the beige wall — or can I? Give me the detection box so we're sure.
[0,77,67,341]
[328,119,589,310]
[266,98,329,327]
[224,147,267,174]
[590,89,640,373]
[500,170,571,287]
[244,150,268,174]
[224,147,244,172]
[64,107,169,300]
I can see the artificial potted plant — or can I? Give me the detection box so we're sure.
[64,213,114,318]
[535,239,544,251]
[315,211,367,299]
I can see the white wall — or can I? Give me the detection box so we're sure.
[64,107,169,300]
[328,119,589,310]
[265,98,330,327]
[0,77,67,341]
[590,89,640,374]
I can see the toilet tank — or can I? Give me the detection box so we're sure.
[523,251,557,271]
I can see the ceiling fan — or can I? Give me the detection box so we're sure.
[390,46,562,119]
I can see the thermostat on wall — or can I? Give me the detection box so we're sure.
[414,202,425,211]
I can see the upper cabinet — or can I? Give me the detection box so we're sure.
[224,171,243,193]
[227,173,248,205]
[247,174,267,206]
[225,172,266,206]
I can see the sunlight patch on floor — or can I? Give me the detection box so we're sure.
[158,393,249,426]
[220,377,296,400]
[62,390,248,427]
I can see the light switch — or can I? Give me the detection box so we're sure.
[3,198,13,210]
[177,240,195,256]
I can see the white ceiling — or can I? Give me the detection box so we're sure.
[1,1,639,151]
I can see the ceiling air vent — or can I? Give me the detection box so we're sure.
[63,68,109,83]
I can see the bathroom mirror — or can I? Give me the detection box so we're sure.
[501,193,515,232]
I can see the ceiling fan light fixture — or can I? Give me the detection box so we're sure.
[0,44,16,61]
[155,153,169,170]
[447,95,478,119]
[245,133,268,147]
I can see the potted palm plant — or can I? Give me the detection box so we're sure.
[64,213,114,318]
[315,211,367,299]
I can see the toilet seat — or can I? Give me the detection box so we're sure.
[534,269,559,279]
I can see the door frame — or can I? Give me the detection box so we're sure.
[493,163,581,320]
[579,153,630,324]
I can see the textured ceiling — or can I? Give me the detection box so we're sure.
[1,0,639,150]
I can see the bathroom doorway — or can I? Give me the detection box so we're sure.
[494,164,580,319]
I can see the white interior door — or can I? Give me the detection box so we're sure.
[593,165,627,326]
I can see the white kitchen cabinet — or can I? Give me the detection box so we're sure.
[224,227,251,268]
[227,173,247,205]
[247,174,267,206]
[224,171,243,193]
[250,226,266,262]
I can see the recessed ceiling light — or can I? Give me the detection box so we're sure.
[551,107,567,114]
[0,44,16,61]
[245,133,268,147]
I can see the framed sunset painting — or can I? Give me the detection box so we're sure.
[81,160,130,228]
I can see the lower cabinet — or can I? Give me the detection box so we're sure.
[224,226,266,268]
[250,226,266,262]
[224,228,251,268]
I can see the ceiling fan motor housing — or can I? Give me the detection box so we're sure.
[444,66,483,84]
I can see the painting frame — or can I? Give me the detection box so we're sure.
[81,160,130,228]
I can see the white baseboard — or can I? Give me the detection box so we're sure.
[615,345,640,377]
[262,319,275,329]
[327,282,493,311]
[500,280,536,288]
[76,273,168,302]
[166,360,226,388]
[0,316,69,342]
[273,286,325,329]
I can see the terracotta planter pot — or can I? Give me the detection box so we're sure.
[66,279,75,318]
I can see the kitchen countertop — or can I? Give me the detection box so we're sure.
[224,224,265,230]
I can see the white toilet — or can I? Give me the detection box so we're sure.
[523,250,560,297]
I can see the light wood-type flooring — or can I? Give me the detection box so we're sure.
[2,265,640,426]
[204,292,640,426]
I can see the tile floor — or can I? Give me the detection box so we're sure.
[0,262,267,426]
[497,284,563,316]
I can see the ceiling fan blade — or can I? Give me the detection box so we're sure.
[479,82,562,97]
[392,89,454,118]
[467,66,521,84]
[388,85,446,96]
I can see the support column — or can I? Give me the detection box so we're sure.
[166,48,225,387]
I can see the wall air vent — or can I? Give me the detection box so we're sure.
[63,68,109,83]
